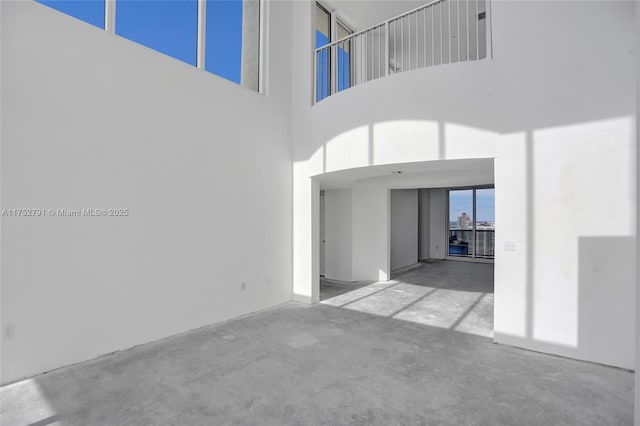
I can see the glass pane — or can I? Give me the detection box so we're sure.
[316,4,330,46]
[205,0,242,84]
[336,22,350,41]
[337,40,350,92]
[316,4,330,101]
[116,0,197,66]
[37,0,105,29]
[449,189,473,257]
[475,188,495,258]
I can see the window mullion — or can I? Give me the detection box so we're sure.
[197,0,206,69]
[472,188,477,258]
[105,0,115,33]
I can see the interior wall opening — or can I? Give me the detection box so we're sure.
[317,182,495,339]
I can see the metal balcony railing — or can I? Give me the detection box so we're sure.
[449,229,494,259]
[314,0,492,102]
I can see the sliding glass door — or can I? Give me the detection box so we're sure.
[448,189,474,258]
[448,187,494,260]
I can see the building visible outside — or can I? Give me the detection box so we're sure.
[449,188,495,258]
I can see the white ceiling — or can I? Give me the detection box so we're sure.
[327,0,427,30]
[315,158,495,189]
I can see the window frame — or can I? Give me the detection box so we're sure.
[314,1,354,102]
[445,185,495,263]
[94,0,265,92]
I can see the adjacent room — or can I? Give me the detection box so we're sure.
[319,175,495,339]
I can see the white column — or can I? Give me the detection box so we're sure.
[292,164,320,304]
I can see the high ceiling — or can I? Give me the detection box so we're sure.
[327,0,427,30]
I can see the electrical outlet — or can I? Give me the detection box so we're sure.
[435,245,439,250]
[504,241,517,251]
[241,282,246,290]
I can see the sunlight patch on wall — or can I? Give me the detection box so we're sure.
[325,125,370,173]
[372,121,439,165]
[444,123,499,159]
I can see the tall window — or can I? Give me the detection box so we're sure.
[116,0,198,66]
[315,3,353,102]
[206,0,243,83]
[206,0,260,89]
[315,3,331,101]
[36,0,261,91]
[36,0,105,29]
[448,187,495,259]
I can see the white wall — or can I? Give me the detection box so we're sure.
[490,1,636,370]
[352,186,389,281]
[324,189,353,281]
[390,189,418,270]
[418,189,430,260]
[1,0,293,384]
[429,189,447,260]
[292,1,637,369]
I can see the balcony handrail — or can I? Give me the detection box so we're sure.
[314,0,492,103]
[314,0,444,53]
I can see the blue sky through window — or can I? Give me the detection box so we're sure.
[316,31,329,101]
[116,0,197,66]
[37,0,105,29]
[449,189,495,222]
[337,47,350,92]
[475,188,495,222]
[206,0,243,84]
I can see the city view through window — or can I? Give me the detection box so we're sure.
[448,188,495,259]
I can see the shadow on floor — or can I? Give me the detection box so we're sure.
[320,278,373,302]
[321,259,495,338]
[1,301,633,426]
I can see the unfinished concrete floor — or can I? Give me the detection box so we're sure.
[321,260,494,338]
[1,297,633,425]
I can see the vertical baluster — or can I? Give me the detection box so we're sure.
[366,30,369,82]
[401,16,404,72]
[384,22,389,76]
[476,0,480,60]
[424,7,427,67]
[414,10,420,69]
[465,0,472,61]
[338,41,342,91]
[448,0,452,63]
[440,1,443,65]
[361,34,365,84]
[325,47,329,96]
[408,13,412,70]
[431,5,435,66]
[393,21,397,73]
[457,0,460,62]
[370,30,374,80]
[377,26,381,78]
